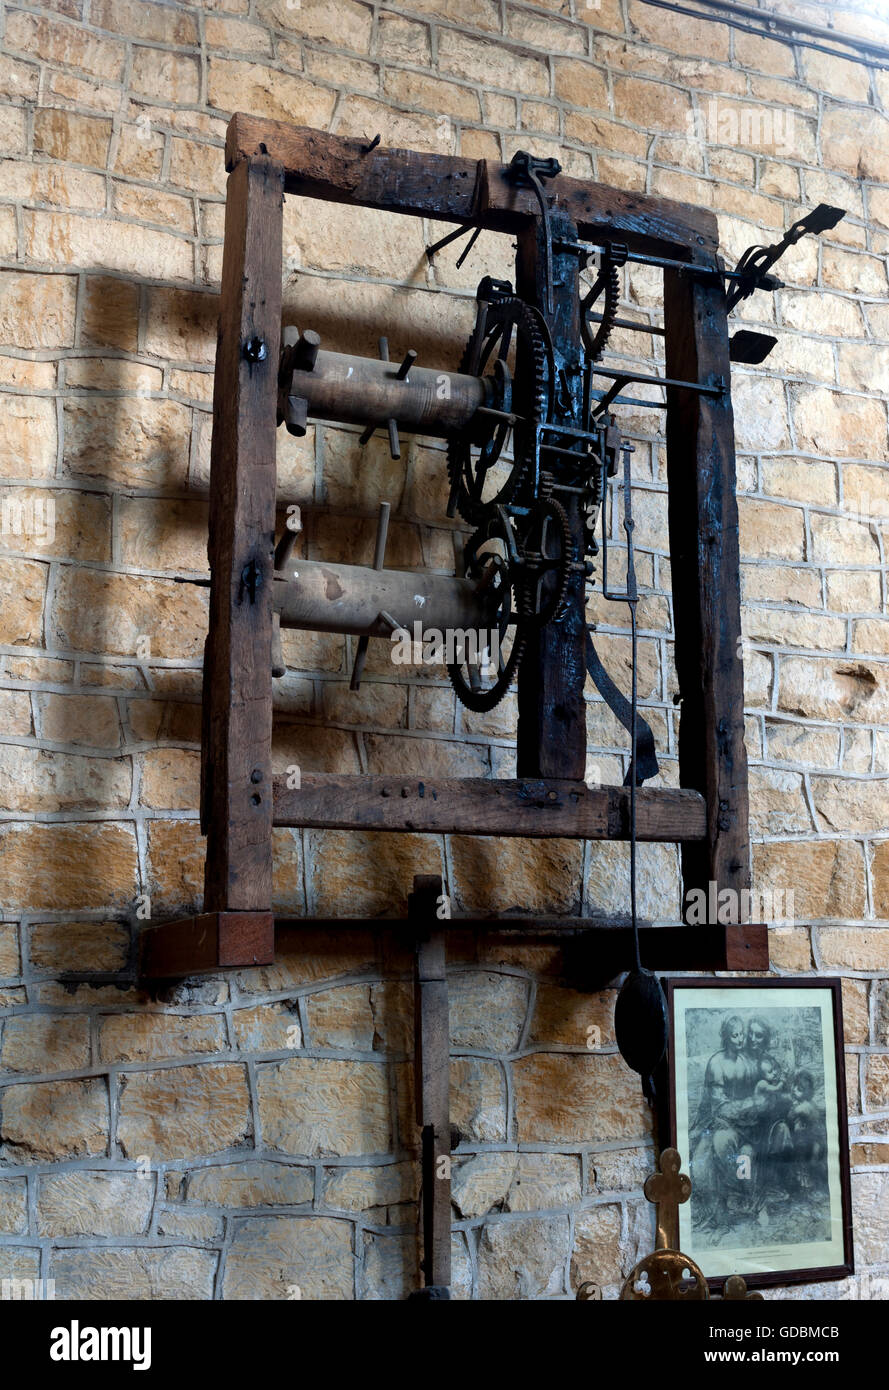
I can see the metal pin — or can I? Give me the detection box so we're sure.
[350,502,391,691]
[396,349,417,381]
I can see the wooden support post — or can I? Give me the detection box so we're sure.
[201,154,283,953]
[664,268,750,912]
[409,875,451,1299]
[516,208,588,781]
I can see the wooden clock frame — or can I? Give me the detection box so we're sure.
[141,114,763,980]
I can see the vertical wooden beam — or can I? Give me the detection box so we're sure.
[664,268,750,913]
[515,209,588,782]
[409,875,451,1298]
[202,155,283,928]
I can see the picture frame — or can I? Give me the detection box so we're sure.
[664,977,854,1290]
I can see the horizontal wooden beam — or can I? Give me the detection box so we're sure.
[274,917,768,971]
[272,773,706,841]
[139,914,768,979]
[226,116,718,256]
[139,911,274,978]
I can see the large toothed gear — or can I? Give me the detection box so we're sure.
[446,511,527,713]
[580,256,621,362]
[447,293,551,529]
[519,495,573,628]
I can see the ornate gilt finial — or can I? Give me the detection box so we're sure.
[617,1148,709,1301]
[643,1146,692,1252]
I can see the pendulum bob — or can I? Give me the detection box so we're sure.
[614,967,668,1081]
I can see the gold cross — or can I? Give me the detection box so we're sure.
[643,1147,692,1251]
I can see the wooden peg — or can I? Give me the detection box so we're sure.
[293,328,321,371]
[284,394,308,437]
[274,513,300,571]
[271,611,285,678]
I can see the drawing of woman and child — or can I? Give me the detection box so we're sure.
[688,1013,828,1240]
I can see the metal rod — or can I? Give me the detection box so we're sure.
[396,349,417,381]
[587,311,665,338]
[634,0,889,70]
[622,444,641,972]
[350,502,391,691]
[593,378,628,417]
[682,0,889,61]
[425,220,476,261]
[476,405,521,426]
[455,224,483,269]
[540,443,599,462]
[591,365,724,396]
[590,390,669,410]
[560,237,772,282]
[538,421,603,443]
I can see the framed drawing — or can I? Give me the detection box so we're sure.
[665,977,854,1290]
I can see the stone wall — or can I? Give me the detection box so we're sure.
[0,0,888,1299]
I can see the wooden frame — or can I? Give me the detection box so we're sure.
[199,152,284,964]
[664,977,853,1290]
[139,116,758,977]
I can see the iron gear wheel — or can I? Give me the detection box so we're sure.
[446,511,527,713]
[580,255,621,362]
[519,495,573,627]
[447,293,551,528]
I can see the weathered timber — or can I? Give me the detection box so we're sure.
[271,773,706,839]
[516,208,588,781]
[664,268,750,911]
[226,116,718,256]
[202,155,283,913]
[139,911,275,978]
[139,914,768,980]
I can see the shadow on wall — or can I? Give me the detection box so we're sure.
[9,261,638,930]
[1,275,479,927]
